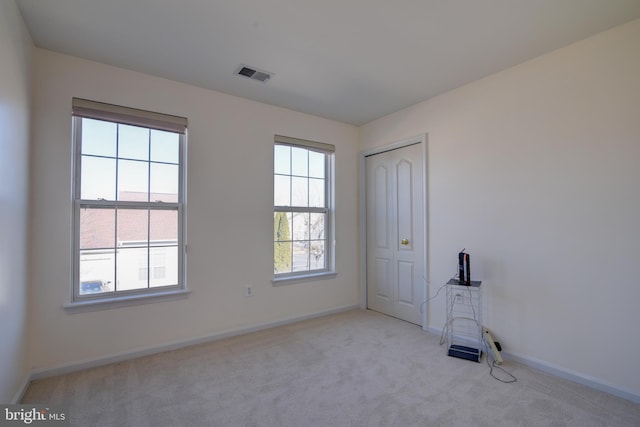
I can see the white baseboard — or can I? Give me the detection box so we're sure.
[12,372,32,404]
[502,350,640,404]
[426,326,447,342]
[425,325,639,404]
[29,304,360,382]
[23,309,639,405]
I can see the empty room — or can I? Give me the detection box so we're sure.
[2,0,640,425]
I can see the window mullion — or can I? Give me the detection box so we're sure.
[114,124,120,292]
[113,206,119,292]
[147,129,151,288]
[307,151,310,209]
[74,119,83,200]
[325,154,330,270]
[147,208,151,288]
[289,149,293,209]
[275,206,325,213]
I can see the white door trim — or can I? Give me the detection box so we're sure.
[359,134,429,329]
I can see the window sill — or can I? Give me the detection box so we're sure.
[64,288,191,313]
[272,271,337,285]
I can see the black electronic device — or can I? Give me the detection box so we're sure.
[458,249,470,285]
[447,344,481,362]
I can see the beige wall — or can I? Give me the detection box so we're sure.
[0,0,32,402]
[29,49,359,371]
[17,8,640,403]
[360,19,640,398]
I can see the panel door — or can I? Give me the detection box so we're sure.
[365,143,424,325]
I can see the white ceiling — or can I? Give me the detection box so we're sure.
[16,0,640,125]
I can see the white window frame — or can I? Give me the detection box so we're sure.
[69,98,188,306]
[273,135,336,283]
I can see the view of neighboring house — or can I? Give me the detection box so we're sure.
[79,191,178,294]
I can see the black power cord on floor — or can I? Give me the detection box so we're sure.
[483,335,517,383]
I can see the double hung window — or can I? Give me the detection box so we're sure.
[71,98,187,302]
[274,135,334,279]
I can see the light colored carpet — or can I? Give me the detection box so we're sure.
[23,309,640,426]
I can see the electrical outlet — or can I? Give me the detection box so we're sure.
[245,286,253,297]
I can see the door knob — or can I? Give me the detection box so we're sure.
[401,239,409,245]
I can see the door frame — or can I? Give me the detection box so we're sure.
[359,134,429,330]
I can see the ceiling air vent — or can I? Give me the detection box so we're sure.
[234,65,273,83]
